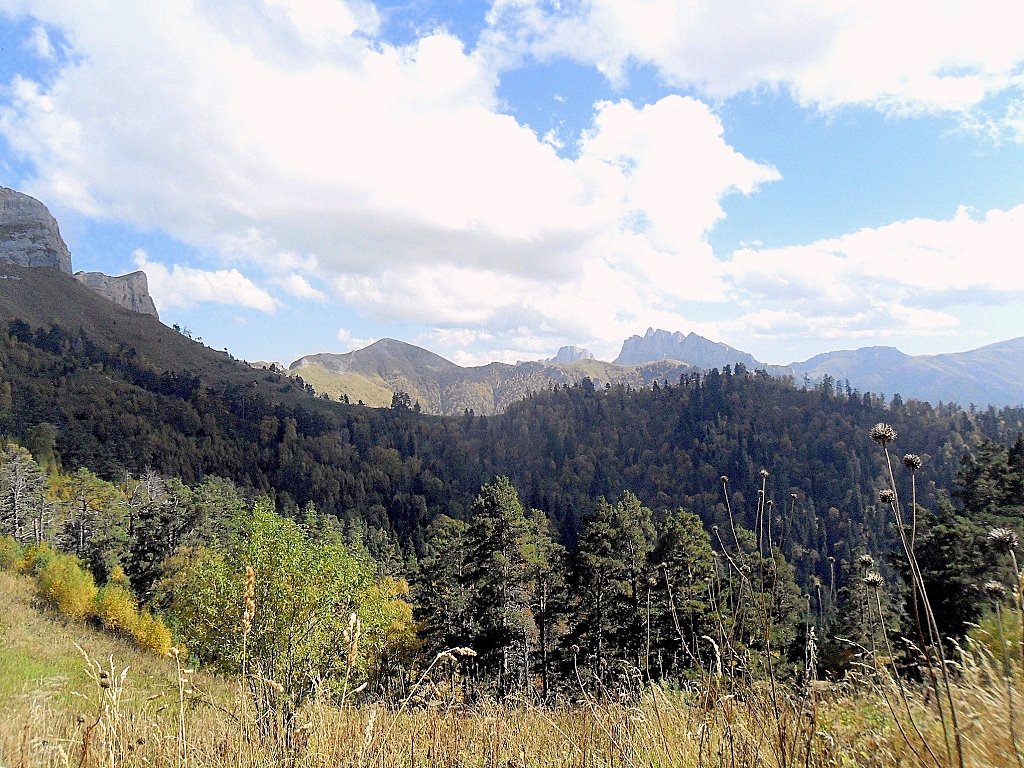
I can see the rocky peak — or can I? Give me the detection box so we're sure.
[1,186,160,318]
[548,345,595,364]
[614,327,766,371]
[74,270,160,319]
[0,186,73,273]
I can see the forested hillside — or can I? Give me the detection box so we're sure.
[2,294,1023,589]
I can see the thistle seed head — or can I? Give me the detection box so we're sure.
[879,488,897,504]
[857,553,875,571]
[720,475,729,484]
[988,527,1019,554]
[863,572,884,589]
[983,580,1007,601]
[902,454,923,472]
[870,423,897,445]
[760,469,769,478]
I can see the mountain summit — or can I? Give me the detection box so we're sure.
[0,186,72,273]
[0,186,158,318]
[614,328,776,372]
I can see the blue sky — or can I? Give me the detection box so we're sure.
[1,0,1023,367]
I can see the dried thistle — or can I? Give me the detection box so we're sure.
[241,564,256,636]
[870,422,897,444]
[857,553,875,571]
[902,453,923,472]
[984,580,1007,601]
[759,469,769,478]
[988,527,1019,554]
[863,572,885,590]
[879,488,897,504]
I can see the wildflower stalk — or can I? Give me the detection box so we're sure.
[986,582,1024,768]
[873,425,964,768]
[866,576,940,768]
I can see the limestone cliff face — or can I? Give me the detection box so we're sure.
[0,186,73,273]
[548,345,594,364]
[74,270,160,319]
[0,186,160,318]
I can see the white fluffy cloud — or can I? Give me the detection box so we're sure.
[721,205,1024,357]
[0,1,777,362]
[135,251,279,313]
[486,0,1024,118]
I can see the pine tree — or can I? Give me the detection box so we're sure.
[464,477,533,698]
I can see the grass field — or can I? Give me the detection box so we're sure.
[3,568,1023,768]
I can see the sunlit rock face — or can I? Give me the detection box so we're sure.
[74,270,160,319]
[0,186,73,273]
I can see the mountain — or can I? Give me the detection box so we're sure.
[792,338,1024,408]
[290,339,697,415]
[0,186,157,317]
[614,327,790,375]
[73,270,159,318]
[547,346,594,364]
[0,186,72,273]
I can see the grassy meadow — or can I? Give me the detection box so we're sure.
[3,569,1024,768]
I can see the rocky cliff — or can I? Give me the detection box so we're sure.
[74,270,159,318]
[548,345,595,364]
[0,186,73,273]
[0,186,159,318]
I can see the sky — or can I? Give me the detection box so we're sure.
[1,1,1023,368]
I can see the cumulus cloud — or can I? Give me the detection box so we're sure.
[485,0,1024,119]
[720,205,1024,355]
[275,273,327,301]
[134,251,279,313]
[335,327,376,352]
[0,1,776,359]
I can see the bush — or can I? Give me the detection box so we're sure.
[36,552,98,620]
[0,534,22,570]
[132,609,173,655]
[94,583,138,633]
[18,542,55,575]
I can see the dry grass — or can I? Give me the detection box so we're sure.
[4,569,1024,768]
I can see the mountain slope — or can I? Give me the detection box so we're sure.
[792,338,1024,407]
[291,340,698,415]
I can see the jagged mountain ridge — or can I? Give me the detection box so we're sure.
[290,331,1024,415]
[290,339,698,415]
[0,186,158,318]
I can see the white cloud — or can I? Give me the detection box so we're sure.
[335,327,375,351]
[485,0,1024,119]
[721,205,1024,356]
[26,24,55,59]
[275,273,326,301]
[134,250,279,312]
[0,2,776,363]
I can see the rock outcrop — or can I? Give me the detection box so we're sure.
[74,270,160,319]
[1,186,159,318]
[548,345,595,364]
[614,327,776,372]
[0,186,73,273]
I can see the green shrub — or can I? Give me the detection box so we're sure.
[0,535,22,570]
[36,553,97,620]
[18,542,55,576]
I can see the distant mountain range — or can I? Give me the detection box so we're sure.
[288,340,699,415]
[2,185,1019,414]
[286,328,1024,415]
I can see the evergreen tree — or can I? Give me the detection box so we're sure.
[416,515,471,653]
[464,476,533,698]
[571,491,654,687]
[648,507,715,679]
